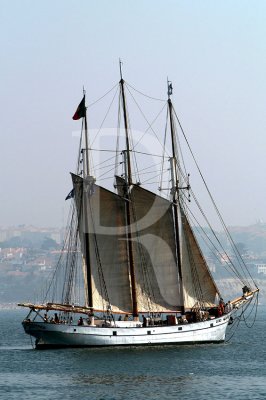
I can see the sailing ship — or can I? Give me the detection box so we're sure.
[19,68,259,348]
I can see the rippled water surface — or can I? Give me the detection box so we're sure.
[0,307,265,399]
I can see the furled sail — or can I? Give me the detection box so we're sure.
[116,176,182,312]
[72,174,132,313]
[180,207,220,308]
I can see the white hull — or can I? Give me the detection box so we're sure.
[23,314,231,348]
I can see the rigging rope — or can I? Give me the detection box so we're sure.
[61,194,82,305]
[114,90,122,180]
[172,106,258,289]
[93,154,118,169]
[174,161,245,283]
[90,84,120,148]
[87,194,113,315]
[129,188,157,311]
[76,120,84,175]
[184,204,246,283]
[87,83,119,108]
[125,81,166,102]
[125,85,170,157]
[159,106,169,191]
[225,291,259,342]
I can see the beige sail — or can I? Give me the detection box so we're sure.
[116,177,182,312]
[73,171,218,314]
[72,174,132,313]
[180,207,220,309]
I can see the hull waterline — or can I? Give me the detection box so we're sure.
[23,314,231,349]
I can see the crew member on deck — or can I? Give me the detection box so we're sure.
[242,286,250,297]
[219,298,225,315]
[225,301,233,313]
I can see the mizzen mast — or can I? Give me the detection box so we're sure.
[167,80,185,313]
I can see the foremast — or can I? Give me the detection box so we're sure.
[78,93,94,313]
[167,81,185,313]
[119,65,139,319]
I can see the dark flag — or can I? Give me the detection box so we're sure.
[65,188,75,200]
[72,95,86,120]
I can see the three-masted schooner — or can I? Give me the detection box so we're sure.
[19,69,259,348]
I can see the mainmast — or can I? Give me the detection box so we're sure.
[167,81,185,313]
[119,62,138,318]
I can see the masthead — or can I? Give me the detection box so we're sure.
[119,58,123,81]
[167,79,173,99]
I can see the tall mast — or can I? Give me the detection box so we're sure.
[83,89,90,178]
[82,93,93,310]
[119,61,138,318]
[167,80,185,312]
[120,62,132,186]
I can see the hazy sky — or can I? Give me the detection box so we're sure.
[1,0,266,228]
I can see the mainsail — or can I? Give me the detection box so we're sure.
[116,177,182,312]
[116,177,219,311]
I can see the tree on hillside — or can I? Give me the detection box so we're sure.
[41,237,59,250]
[235,242,248,256]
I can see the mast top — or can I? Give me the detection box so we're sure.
[119,58,123,81]
[167,79,173,99]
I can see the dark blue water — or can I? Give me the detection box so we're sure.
[0,307,265,400]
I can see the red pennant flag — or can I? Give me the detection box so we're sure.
[72,95,86,120]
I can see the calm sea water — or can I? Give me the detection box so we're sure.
[0,307,265,400]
